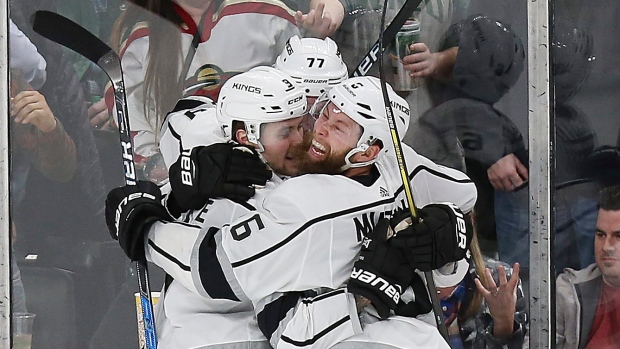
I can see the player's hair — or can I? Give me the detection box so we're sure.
[109,0,185,139]
[598,185,620,211]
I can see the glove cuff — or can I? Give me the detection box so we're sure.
[348,265,402,319]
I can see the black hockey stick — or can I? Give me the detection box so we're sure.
[350,0,423,77]
[376,0,449,342]
[32,11,158,349]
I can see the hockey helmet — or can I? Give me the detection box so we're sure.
[310,76,411,169]
[275,35,349,98]
[216,66,307,149]
[552,16,593,104]
[446,15,525,104]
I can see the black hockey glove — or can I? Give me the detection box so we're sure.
[388,203,472,272]
[347,218,414,319]
[169,143,272,211]
[394,273,433,317]
[105,181,172,261]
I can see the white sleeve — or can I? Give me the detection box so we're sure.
[148,198,254,301]
[255,289,362,349]
[146,220,204,295]
[9,19,47,89]
[404,145,478,213]
[158,96,219,170]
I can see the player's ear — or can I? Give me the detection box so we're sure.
[235,128,250,146]
[351,144,382,163]
[235,129,261,150]
[365,144,382,161]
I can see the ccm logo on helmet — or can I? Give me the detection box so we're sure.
[446,203,468,249]
[232,83,261,94]
[351,266,401,303]
[288,95,303,105]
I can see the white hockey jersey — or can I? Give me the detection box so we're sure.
[111,0,299,158]
[155,95,281,348]
[158,96,221,171]
[147,145,476,348]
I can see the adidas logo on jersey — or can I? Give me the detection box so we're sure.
[379,187,389,197]
[351,267,401,304]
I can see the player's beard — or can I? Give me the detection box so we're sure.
[289,134,349,175]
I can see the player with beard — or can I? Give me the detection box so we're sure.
[107,77,477,348]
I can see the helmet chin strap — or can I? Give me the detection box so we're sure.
[340,144,378,171]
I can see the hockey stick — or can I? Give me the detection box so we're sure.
[32,11,158,349]
[375,0,449,342]
[350,0,423,77]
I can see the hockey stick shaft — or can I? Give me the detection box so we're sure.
[32,11,158,349]
[375,0,449,342]
[350,0,422,78]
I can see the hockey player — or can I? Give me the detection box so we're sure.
[274,35,348,106]
[109,66,306,348]
[106,77,477,348]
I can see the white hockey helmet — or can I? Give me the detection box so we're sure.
[310,76,411,169]
[275,35,348,98]
[216,66,307,150]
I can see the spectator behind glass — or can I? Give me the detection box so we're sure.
[556,185,620,349]
[12,1,112,346]
[10,0,108,255]
[461,15,599,275]
[406,15,526,256]
[9,19,75,315]
[403,15,598,275]
[94,0,344,183]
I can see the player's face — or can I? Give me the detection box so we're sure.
[259,116,305,176]
[595,209,620,287]
[289,102,362,174]
[310,102,361,159]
